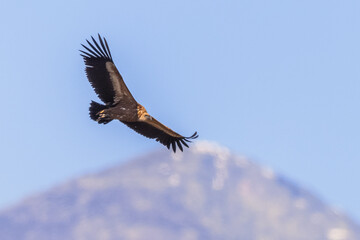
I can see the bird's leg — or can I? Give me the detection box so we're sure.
[97,109,107,118]
[96,109,112,122]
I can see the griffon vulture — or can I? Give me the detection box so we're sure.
[80,34,198,152]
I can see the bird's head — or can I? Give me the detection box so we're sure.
[137,104,152,121]
[143,113,153,120]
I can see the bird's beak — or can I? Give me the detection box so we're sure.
[144,114,152,120]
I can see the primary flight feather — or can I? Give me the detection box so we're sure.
[80,34,198,152]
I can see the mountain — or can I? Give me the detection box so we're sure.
[0,141,359,240]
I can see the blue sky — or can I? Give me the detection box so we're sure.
[1,0,360,222]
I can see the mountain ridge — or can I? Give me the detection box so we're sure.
[0,141,358,240]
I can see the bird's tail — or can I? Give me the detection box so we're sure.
[89,101,112,124]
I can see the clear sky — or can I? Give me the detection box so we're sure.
[1,0,359,222]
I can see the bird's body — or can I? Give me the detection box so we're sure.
[80,34,198,152]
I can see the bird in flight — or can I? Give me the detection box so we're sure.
[80,34,198,152]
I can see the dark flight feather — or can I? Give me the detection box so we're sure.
[81,37,115,104]
[98,34,111,58]
[91,36,106,57]
[123,121,198,152]
[104,37,112,59]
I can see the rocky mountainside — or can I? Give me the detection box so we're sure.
[0,141,359,240]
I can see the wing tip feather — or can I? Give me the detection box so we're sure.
[80,34,113,62]
[183,131,198,141]
[169,131,198,153]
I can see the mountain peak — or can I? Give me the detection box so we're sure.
[0,143,359,240]
[191,140,230,156]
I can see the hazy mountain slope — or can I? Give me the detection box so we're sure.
[0,142,358,240]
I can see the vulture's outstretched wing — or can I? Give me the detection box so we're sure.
[123,117,198,152]
[80,34,136,105]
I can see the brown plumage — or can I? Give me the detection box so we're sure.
[80,34,198,152]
